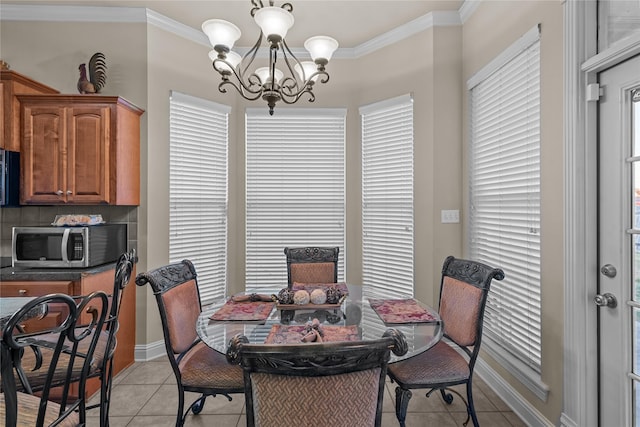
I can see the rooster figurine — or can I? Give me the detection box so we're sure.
[77,52,107,94]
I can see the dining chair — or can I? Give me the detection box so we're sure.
[227,328,408,427]
[135,259,244,427]
[2,250,136,426]
[84,249,136,426]
[386,255,504,427]
[1,291,109,427]
[284,246,339,287]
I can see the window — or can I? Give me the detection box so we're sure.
[360,95,414,299]
[468,25,544,393]
[169,91,230,304]
[245,108,346,292]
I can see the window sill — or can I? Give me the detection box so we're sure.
[482,335,550,402]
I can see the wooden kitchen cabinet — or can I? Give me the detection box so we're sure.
[0,281,73,333]
[18,94,144,205]
[0,70,59,151]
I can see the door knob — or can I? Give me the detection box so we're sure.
[594,293,617,308]
[601,264,617,278]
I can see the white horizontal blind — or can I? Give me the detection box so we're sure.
[468,36,542,372]
[245,108,346,292]
[169,91,230,305]
[360,95,414,299]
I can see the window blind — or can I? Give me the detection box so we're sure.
[169,91,230,305]
[360,95,414,299]
[245,108,346,292]
[468,33,541,373]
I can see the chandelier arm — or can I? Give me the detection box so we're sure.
[212,58,263,96]
[280,87,315,105]
[236,31,263,85]
[219,79,263,101]
[280,39,304,91]
[250,0,264,16]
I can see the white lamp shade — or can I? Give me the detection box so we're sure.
[209,50,242,72]
[304,36,339,62]
[294,61,318,82]
[254,7,294,39]
[256,67,284,84]
[202,19,241,50]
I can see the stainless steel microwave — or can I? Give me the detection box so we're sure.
[12,224,127,268]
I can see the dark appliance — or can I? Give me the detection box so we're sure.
[0,149,20,206]
[12,224,127,268]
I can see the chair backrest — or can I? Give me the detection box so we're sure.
[227,328,407,427]
[135,260,202,357]
[437,256,505,358]
[284,247,339,287]
[1,291,109,427]
[100,249,136,369]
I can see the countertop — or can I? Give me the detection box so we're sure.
[0,262,118,282]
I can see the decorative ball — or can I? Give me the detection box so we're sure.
[293,290,310,305]
[326,286,342,304]
[310,289,327,304]
[277,288,295,304]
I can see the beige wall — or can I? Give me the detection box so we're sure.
[462,1,564,424]
[1,3,564,423]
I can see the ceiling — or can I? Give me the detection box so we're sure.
[5,0,465,48]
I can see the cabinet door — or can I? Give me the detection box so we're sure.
[20,104,67,204]
[67,105,110,204]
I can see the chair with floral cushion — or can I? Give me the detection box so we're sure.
[226,328,408,427]
[135,259,244,427]
[386,256,505,427]
[284,247,339,287]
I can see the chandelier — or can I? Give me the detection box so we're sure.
[202,1,339,115]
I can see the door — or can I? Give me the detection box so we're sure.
[598,54,640,426]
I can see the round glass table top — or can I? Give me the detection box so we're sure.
[196,284,443,363]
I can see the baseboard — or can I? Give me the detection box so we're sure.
[475,357,555,427]
[560,413,578,427]
[134,340,166,362]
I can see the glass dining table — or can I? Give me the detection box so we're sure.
[196,283,443,363]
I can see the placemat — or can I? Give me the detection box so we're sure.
[264,324,360,344]
[210,299,274,322]
[291,282,349,295]
[368,298,437,324]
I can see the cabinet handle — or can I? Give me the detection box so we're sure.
[18,289,27,295]
[66,190,73,195]
[56,190,63,195]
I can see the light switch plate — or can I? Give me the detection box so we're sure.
[441,209,460,224]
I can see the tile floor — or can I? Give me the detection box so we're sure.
[86,358,528,427]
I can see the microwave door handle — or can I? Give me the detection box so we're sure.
[61,228,70,263]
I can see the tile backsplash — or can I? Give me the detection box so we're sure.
[0,205,138,258]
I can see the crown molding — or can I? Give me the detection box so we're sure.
[459,0,481,24]
[353,10,461,58]
[0,3,472,59]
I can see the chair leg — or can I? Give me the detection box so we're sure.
[466,381,479,427]
[100,370,113,427]
[176,387,186,427]
[394,386,412,427]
